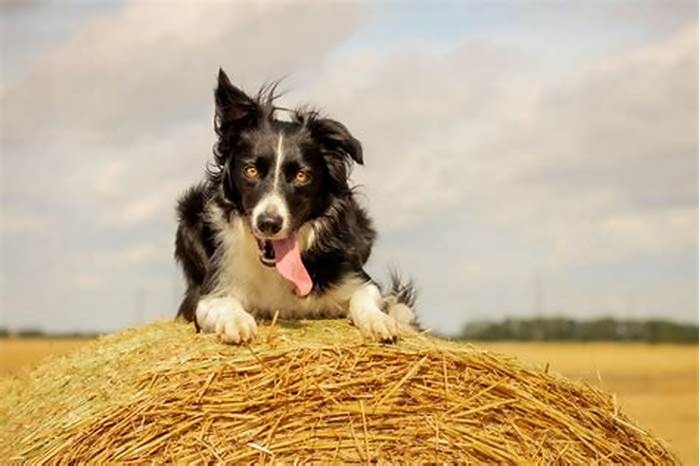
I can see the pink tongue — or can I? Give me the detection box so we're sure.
[271,237,313,296]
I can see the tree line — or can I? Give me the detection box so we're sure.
[451,317,698,343]
[0,328,99,339]
[2,317,697,343]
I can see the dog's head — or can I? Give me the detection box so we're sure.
[212,69,363,268]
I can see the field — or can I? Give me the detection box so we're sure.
[0,339,90,377]
[1,338,696,464]
[480,342,698,465]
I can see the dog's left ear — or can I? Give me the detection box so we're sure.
[215,68,260,131]
[308,118,363,165]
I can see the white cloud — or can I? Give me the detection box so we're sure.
[0,207,46,235]
[0,0,368,332]
[1,2,696,333]
[93,243,164,268]
[113,196,165,226]
[291,25,698,330]
[92,160,126,197]
[314,25,697,248]
[71,273,100,291]
[1,1,368,139]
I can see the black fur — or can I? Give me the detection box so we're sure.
[387,270,417,309]
[174,69,415,326]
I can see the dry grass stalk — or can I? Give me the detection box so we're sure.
[0,319,677,463]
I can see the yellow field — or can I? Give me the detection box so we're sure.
[0,338,89,377]
[480,342,698,465]
[1,339,697,464]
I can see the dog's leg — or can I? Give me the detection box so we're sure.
[177,287,203,331]
[383,296,417,334]
[195,296,258,344]
[174,185,213,324]
[349,283,400,343]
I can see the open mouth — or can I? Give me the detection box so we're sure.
[253,233,314,296]
[256,238,277,267]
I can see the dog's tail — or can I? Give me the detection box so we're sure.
[381,269,420,332]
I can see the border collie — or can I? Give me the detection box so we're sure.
[174,69,416,344]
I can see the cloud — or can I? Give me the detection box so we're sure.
[0,207,46,235]
[309,25,697,241]
[1,2,696,333]
[91,160,126,197]
[289,25,698,330]
[93,243,164,269]
[2,1,368,140]
[0,0,368,332]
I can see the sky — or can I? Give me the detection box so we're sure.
[1,0,698,334]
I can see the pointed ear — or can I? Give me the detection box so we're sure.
[308,117,363,165]
[215,68,260,129]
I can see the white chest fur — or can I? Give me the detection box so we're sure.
[208,209,363,319]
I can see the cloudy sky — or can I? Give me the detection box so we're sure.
[1,1,697,334]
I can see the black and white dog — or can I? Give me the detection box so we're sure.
[174,69,415,344]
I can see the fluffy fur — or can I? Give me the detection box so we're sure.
[174,69,416,343]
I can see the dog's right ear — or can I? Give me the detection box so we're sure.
[307,117,363,165]
[215,68,260,131]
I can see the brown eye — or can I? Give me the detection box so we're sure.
[244,166,259,179]
[294,170,311,185]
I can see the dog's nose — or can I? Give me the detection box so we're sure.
[256,213,283,235]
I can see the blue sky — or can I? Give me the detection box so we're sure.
[1,1,697,334]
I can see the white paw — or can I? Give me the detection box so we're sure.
[214,308,257,344]
[352,308,400,343]
[196,297,258,344]
[349,284,400,343]
[387,303,416,333]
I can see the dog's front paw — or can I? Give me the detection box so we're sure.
[215,308,257,344]
[196,297,258,344]
[386,302,417,334]
[351,308,400,343]
[349,284,401,343]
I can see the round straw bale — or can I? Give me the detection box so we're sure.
[0,320,676,463]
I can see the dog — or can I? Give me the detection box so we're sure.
[174,69,416,344]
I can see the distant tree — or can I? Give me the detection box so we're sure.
[455,317,698,343]
[16,328,45,338]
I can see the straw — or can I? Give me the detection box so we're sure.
[0,319,677,463]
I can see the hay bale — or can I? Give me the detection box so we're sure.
[0,320,675,463]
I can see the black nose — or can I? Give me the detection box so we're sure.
[256,213,283,235]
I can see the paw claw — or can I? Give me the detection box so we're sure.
[219,314,257,345]
[353,309,401,344]
[197,297,257,345]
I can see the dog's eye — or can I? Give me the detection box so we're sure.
[294,170,311,185]
[243,166,259,179]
